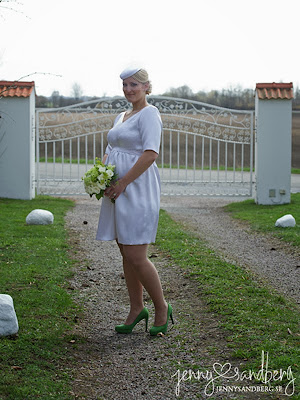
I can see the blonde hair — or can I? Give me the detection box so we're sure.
[131,69,152,95]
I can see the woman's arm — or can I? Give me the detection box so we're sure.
[120,150,158,187]
[102,153,108,164]
[104,150,158,200]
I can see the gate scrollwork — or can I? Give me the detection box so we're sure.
[147,97,252,144]
[36,96,253,197]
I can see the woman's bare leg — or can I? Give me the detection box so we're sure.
[118,242,144,324]
[119,243,168,326]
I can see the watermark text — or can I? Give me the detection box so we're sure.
[172,351,295,397]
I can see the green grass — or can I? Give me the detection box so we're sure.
[225,193,300,247]
[0,196,80,400]
[156,208,300,398]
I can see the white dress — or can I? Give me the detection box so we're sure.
[96,105,162,245]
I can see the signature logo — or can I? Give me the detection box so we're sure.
[172,351,295,397]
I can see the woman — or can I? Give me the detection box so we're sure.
[96,67,173,336]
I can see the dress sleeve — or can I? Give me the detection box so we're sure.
[138,106,162,154]
[104,143,112,155]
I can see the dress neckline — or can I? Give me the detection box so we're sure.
[122,105,150,123]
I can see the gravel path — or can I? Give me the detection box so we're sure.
[65,196,299,400]
[160,197,300,305]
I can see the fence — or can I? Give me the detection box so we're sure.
[36,96,254,196]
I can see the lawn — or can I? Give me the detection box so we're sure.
[225,193,300,247]
[0,196,79,400]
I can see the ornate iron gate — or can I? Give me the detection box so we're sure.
[36,96,254,196]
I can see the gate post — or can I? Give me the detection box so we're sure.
[0,81,35,200]
[255,82,293,205]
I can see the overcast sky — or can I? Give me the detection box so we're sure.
[0,0,299,97]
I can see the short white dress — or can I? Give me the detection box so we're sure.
[96,105,162,245]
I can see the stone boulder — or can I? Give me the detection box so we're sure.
[275,214,296,228]
[0,294,19,337]
[26,209,54,225]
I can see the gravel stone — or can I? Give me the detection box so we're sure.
[65,196,299,400]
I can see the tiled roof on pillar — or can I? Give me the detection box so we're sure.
[256,82,293,100]
[0,81,35,98]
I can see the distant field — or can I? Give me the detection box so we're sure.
[37,111,300,169]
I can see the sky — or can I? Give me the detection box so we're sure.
[0,0,299,98]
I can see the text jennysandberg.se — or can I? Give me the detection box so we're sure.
[172,351,295,397]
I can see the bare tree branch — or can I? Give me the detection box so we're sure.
[0,72,63,98]
[17,72,63,81]
[0,0,30,20]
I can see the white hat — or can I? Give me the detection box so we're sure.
[120,67,141,80]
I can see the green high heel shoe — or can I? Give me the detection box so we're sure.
[115,307,149,334]
[149,304,174,336]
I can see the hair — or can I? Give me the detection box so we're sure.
[131,69,152,95]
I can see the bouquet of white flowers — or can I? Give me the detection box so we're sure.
[82,158,117,201]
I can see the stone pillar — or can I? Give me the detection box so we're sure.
[255,82,293,205]
[0,81,35,200]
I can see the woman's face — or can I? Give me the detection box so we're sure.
[122,77,148,104]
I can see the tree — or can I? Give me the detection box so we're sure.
[0,0,28,18]
[36,95,49,108]
[71,82,83,101]
[293,86,300,110]
[164,85,195,100]
[51,91,60,108]
[162,85,256,109]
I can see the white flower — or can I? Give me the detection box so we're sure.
[85,184,95,195]
[97,165,106,173]
[82,158,117,200]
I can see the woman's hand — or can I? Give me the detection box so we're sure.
[104,179,126,201]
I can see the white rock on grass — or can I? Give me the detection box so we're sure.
[26,209,54,225]
[275,214,296,228]
[0,294,19,337]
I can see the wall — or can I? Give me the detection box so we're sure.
[0,93,35,199]
[255,97,292,204]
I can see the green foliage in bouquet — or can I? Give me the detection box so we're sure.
[82,158,117,200]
